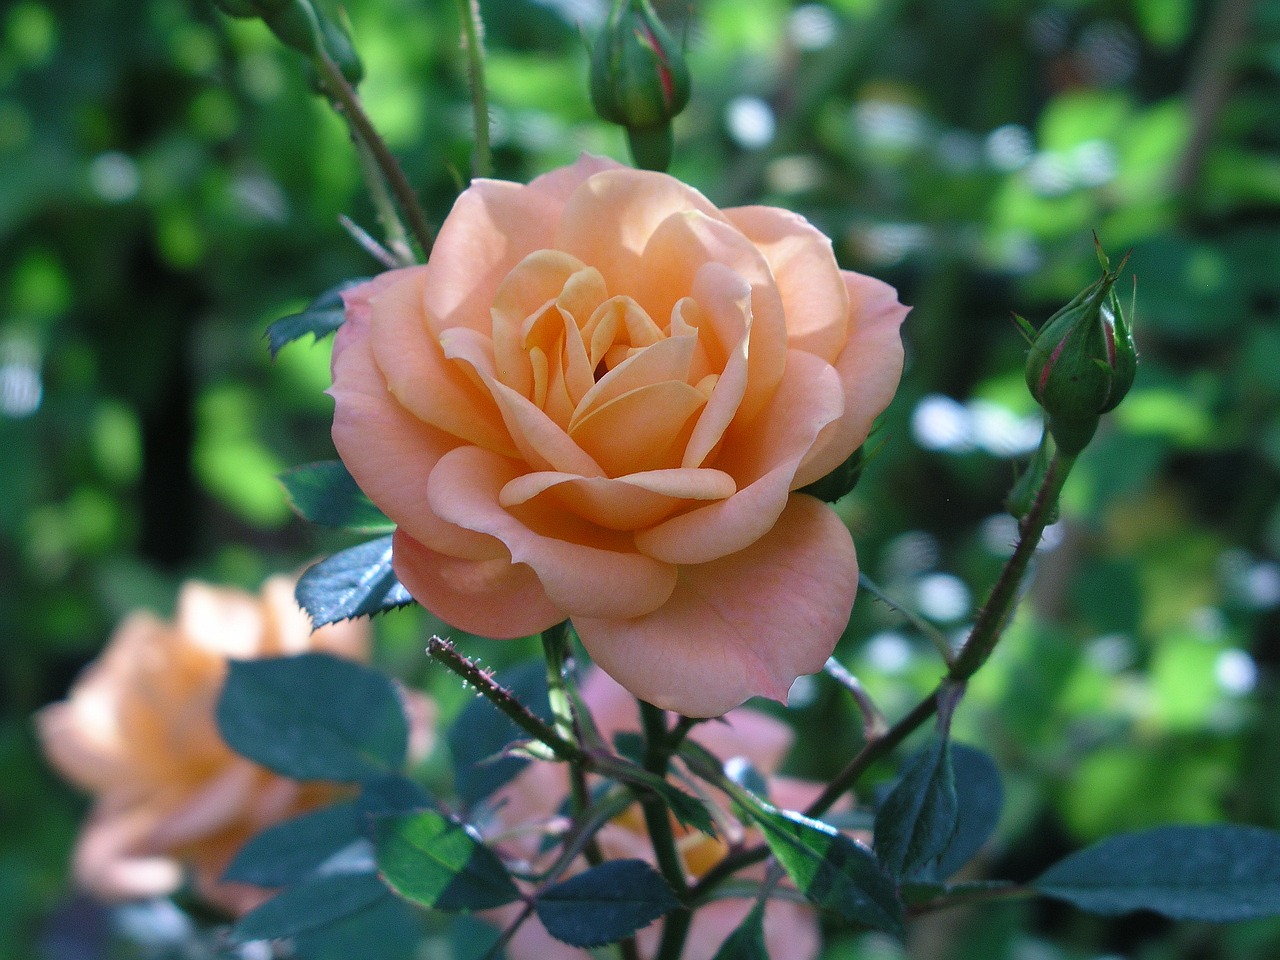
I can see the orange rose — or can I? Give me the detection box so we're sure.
[36,576,399,915]
[331,155,908,717]
[482,669,824,960]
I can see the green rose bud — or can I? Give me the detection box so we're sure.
[590,0,691,171]
[1023,254,1137,456]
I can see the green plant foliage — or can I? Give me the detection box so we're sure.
[737,794,903,938]
[217,653,409,781]
[295,535,415,627]
[280,460,393,532]
[293,895,421,960]
[1033,826,1280,921]
[374,809,521,911]
[448,660,551,806]
[533,859,680,948]
[235,872,390,941]
[266,279,369,358]
[710,900,769,960]
[223,802,363,886]
[933,743,1004,879]
[873,734,959,881]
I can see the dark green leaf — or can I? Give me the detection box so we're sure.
[1034,825,1280,921]
[280,460,392,533]
[296,536,414,628]
[374,810,520,911]
[358,773,436,821]
[710,900,769,959]
[217,653,408,782]
[448,661,551,807]
[534,860,679,948]
[874,735,959,880]
[739,799,903,937]
[606,761,717,837]
[223,803,362,886]
[934,744,1004,879]
[234,873,388,941]
[266,279,368,358]
[293,895,420,960]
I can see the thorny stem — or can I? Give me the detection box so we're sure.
[542,622,605,866]
[823,656,888,739]
[314,49,435,257]
[637,701,689,903]
[688,451,1079,907]
[454,0,492,179]
[426,636,583,761]
[858,572,954,666]
[350,136,415,265]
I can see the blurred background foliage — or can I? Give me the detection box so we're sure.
[3,0,1280,957]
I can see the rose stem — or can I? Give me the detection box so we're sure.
[314,48,436,257]
[857,572,954,666]
[425,635,583,761]
[541,622,606,865]
[350,136,416,266]
[453,0,492,179]
[823,656,888,739]
[686,450,1078,904]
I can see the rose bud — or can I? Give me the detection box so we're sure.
[211,0,362,84]
[1023,259,1136,456]
[590,0,691,170]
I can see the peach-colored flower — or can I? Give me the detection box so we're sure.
[482,669,824,960]
[331,154,908,717]
[36,576,425,916]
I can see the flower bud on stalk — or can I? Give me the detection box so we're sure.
[211,0,363,85]
[590,0,691,171]
[1023,257,1137,456]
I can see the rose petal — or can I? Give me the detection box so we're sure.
[635,350,843,564]
[570,329,697,428]
[641,214,788,422]
[331,330,504,561]
[681,264,752,468]
[555,169,726,311]
[570,379,707,477]
[418,179,563,333]
[525,152,627,205]
[726,205,850,363]
[576,494,857,717]
[791,272,909,488]
[393,529,562,639]
[428,447,678,619]
[74,804,186,901]
[500,468,735,531]
[480,375,606,478]
[368,272,515,455]
[334,267,421,369]
[491,250,591,398]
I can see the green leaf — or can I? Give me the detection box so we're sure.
[217,653,408,782]
[374,810,520,911]
[534,860,680,948]
[738,798,903,937]
[874,736,959,880]
[296,536,415,628]
[293,895,420,960]
[448,661,551,807]
[358,773,436,820]
[934,743,1004,879]
[605,760,717,837]
[1033,825,1280,921]
[280,460,392,533]
[710,900,769,959]
[223,803,362,886]
[234,873,388,941]
[266,279,368,358]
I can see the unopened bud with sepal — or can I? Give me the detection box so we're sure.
[590,0,691,171]
[1022,249,1137,456]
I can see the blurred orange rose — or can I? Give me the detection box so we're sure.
[331,154,907,717]
[482,669,825,960]
[35,576,417,916]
